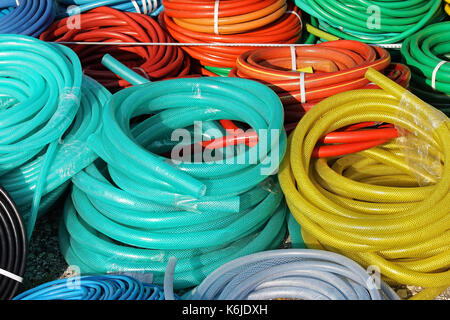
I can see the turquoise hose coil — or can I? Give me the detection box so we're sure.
[401,21,450,114]
[0,34,111,238]
[56,0,163,17]
[295,0,444,44]
[185,249,400,300]
[60,56,288,290]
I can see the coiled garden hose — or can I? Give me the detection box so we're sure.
[401,21,450,115]
[278,68,450,300]
[0,34,111,238]
[13,275,171,300]
[0,0,55,37]
[446,0,450,15]
[40,6,191,92]
[56,0,163,17]
[160,2,302,68]
[186,249,400,300]
[60,58,288,289]
[294,0,444,44]
[230,40,410,132]
[0,187,26,300]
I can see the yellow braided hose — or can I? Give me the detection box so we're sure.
[278,68,450,299]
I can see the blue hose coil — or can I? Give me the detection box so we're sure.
[56,0,163,17]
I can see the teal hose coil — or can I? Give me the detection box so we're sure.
[295,0,444,44]
[0,34,111,238]
[60,69,289,289]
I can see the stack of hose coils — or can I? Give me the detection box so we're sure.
[13,275,172,300]
[0,34,111,238]
[60,75,288,290]
[160,0,302,75]
[0,187,26,300]
[56,0,163,17]
[40,7,191,92]
[401,21,450,115]
[0,0,55,37]
[294,0,444,44]
[279,68,450,300]
[230,40,411,132]
[186,249,400,300]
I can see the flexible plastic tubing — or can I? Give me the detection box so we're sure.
[185,249,400,300]
[59,58,288,289]
[446,0,450,15]
[294,0,444,44]
[0,0,55,37]
[56,0,163,17]
[401,22,450,115]
[0,187,26,300]
[0,34,111,239]
[40,7,191,92]
[13,275,171,300]
[278,68,450,299]
[159,2,302,68]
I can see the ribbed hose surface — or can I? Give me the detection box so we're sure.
[56,0,163,17]
[0,187,26,300]
[230,40,411,132]
[294,0,444,44]
[186,249,400,300]
[60,76,288,290]
[0,34,111,238]
[278,68,450,300]
[0,0,55,37]
[13,275,170,300]
[160,1,302,68]
[41,6,191,92]
[401,21,450,115]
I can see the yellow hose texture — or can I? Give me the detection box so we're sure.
[446,0,450,16]
[278,68,450,300]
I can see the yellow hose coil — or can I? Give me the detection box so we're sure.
[446,0,450,15]
[278,68,450,299]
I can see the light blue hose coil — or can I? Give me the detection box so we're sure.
[0,34,111,238]
[56,0,163,17]
[60,57,289,290]
[186,249,400,300]
[0,0,55,37]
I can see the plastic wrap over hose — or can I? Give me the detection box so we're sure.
[0,0,55,37]
[186,249,400,300]
[60,74,288,290]
[279,68,450,300]
[0,34,111,238]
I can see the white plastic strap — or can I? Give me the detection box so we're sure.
[290,45,296,72]
[16,0,20,5]
[432,60,448,90]
[131,0,141,13]
[0,268,23,283]
[214,0,220,35]
[286,10,302,29]
[299,72,306,104]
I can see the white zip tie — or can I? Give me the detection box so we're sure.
[0,267,23,283]
[214,0,220,35]
[432,60,448,90]
[299,71,306,104]
[55,41,316,47]
[131,0,141,13]
[290,45,296,72]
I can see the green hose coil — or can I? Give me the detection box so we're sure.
[60,76,288,289]
[0,34,111,238]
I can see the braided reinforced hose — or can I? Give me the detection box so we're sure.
[60,74,288,290]
[41,6,191,92]
[0,0,55,37]
[56,0,163,17]
[0,187,26,300]
[278,68,450,300]
[0,35,111,238]
[13,275,170,300]
[401,21,450,114]
[186,249,400,300]
[294,0,444,44]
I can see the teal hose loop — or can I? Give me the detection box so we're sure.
[295,0,444,44]
[61,64,288,289]
[0,34,111,238]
